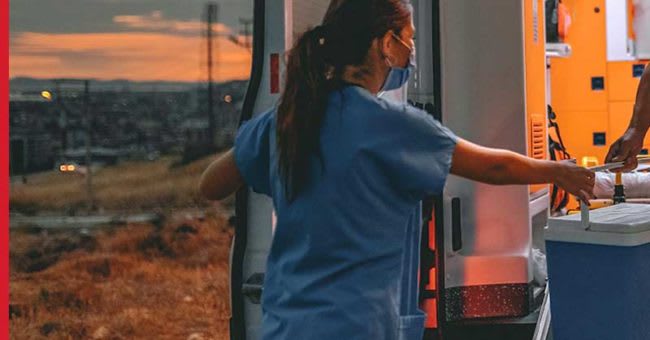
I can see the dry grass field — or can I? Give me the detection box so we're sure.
[10,156,224,214]
[10,156,235,339]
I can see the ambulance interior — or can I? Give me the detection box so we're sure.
[230,1,650,339]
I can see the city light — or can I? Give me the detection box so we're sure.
[59,164,77,172]
[41,91,52,101]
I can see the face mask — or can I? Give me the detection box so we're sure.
[380,32,416,93]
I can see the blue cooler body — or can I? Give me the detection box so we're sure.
[545,204,650,340]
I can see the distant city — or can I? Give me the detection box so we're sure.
[9,77,248,176]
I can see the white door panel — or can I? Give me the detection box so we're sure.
[233,1,332,339]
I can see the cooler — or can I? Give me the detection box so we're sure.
[545,203,650,340]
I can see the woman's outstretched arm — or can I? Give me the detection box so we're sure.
[450,138,595,203]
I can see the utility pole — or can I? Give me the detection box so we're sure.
[239,18,253,51]
[54,80,67,151]
[83,80,95,211]
[206,2,218,149]
[52,78,95,211]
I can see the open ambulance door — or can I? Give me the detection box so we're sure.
[413,0,550,339]
[230,1,332,339]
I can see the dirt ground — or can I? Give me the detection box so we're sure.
[10,211,234,340]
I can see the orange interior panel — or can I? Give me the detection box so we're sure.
[550,0,607,113]
[550,0,645,170]
[555,110,609,162]
[609,102,650,148]
[609,102,635,142]
[525,0,548,195]
[607,61,644,102]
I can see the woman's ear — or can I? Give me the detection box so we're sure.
[379,31,394,62]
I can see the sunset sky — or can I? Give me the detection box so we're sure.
[9,0,253,82]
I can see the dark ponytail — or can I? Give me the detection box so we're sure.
[277,0,411,200]
[276,26,332,200]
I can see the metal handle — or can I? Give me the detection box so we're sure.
[451,198,463,251]
[580,201,590,230]
[242,273,264,304]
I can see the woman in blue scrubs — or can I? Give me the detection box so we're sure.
[200,1,595,339]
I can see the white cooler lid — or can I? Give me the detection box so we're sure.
[546,204,650,247]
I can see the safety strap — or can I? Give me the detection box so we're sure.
[548,105,571,212]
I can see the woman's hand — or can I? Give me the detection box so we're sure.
[552,161,596,204]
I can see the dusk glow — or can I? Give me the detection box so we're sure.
[10,32,251,82]
[9,4,253,82]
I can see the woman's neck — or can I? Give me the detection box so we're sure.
[341,62,386,95]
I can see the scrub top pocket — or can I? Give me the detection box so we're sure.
[398,314,426,340]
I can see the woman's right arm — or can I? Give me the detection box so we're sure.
[199,149,245,200]
[450,138,596,203]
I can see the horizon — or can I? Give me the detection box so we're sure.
[8,76,251,95]
[9,75,249,84]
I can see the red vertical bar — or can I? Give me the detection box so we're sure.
[428,216,436,251]
[270,53,280,94]
[422,213,438,329]
[423,299,438,329]
[1,0,10,336]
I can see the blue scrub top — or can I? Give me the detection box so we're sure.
[234,85,457,340]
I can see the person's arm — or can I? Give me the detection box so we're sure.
[199,149,245,200]
[450,139,595,203]
[606,64,650,170]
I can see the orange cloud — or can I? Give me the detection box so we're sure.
[10,32,251,82]
[112,11,231,36]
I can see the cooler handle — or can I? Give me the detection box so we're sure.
[580,201,590,230]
